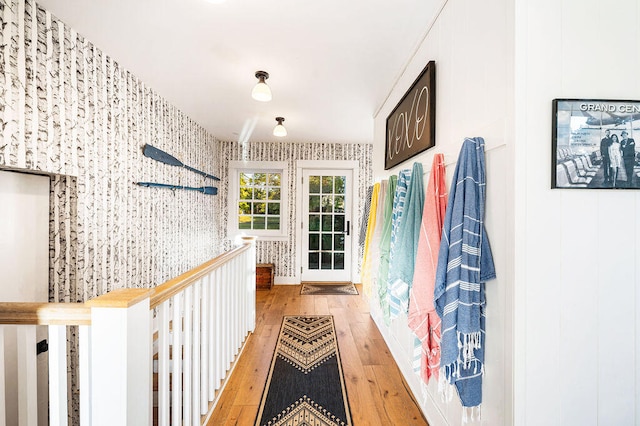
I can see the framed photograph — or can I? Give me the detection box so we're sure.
[385,61,436,170]
[552,99,640,189]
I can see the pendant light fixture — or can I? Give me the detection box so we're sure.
[252,70,272,102]
[273,117,287,137]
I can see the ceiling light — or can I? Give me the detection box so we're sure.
[252,71,272,102]
[273,117,287,137]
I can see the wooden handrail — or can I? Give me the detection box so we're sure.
[149,242,252,309]
[0,302,91,325]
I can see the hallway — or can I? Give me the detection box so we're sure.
[209,285,429,425]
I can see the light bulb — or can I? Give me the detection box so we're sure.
[273,117,287,137]
[252,71,272,102]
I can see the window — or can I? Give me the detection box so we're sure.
[228,161,288,240]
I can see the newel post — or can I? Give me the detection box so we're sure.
[241,236,258,333]
[87,289,152,426]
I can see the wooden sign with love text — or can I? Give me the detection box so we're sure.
[385,61,436,170]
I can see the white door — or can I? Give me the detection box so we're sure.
[301,169,353,282]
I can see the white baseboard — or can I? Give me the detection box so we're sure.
[274,276,299,285]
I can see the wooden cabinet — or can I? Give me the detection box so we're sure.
[256,263,274,290]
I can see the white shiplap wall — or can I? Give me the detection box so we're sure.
[371,0,514,425]
[515,0,640,424]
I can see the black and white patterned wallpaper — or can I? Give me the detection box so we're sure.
[215,140,373,279]
[0,0,220,302]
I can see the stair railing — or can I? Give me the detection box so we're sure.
[0,236,257,425]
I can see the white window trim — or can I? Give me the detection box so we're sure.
[228,160,289,241]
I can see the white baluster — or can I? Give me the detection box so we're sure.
[192,281,201,426]
[208,270,216,400]
[0,326,6,426]
[171,294,183,426]
[200,274,210,413]
[183,287,192,426]
[48,325,68,426]
[17,325,37,426]
[158,301,170,426]
[79,325,91,426]
[214,268,222,391]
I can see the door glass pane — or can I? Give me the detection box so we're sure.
[322,234,333,251]
[309,253,319,270]
[322,215,332,232]
[309,195,320,213]
[309,215,320,231]
[309,176,320,194]
[334,215,344,232]
[334,253,344,270]
[322,176,333,193]
[322,195,333,212]
[334,195,344,213]
[334,234,345,251]
[321,252,332,269]
[309,234,319,250]
[334,176,345,194]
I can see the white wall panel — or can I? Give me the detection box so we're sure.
[371,0,514,424]
[517,0,640,424]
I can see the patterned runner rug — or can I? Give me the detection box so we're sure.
[255,316,352,426]
[300,283,359,295]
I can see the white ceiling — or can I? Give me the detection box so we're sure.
[37,0,436,144]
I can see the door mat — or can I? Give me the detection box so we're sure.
[255,316,352,426]
[299,282,359,295]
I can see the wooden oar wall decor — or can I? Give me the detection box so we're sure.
[142,144,220,181]
[136,182,218,195]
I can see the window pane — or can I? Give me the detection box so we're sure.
[322,195,333,213]
[253,216,265,229]
[309,215,320,231]
[268,173,281,186]
[309,253,319,270]
[254,173,267,186]
[267,216,280,230]
[334,234,345,251]
[240,173,253,186]
[322,215,332,232]
[254,188,266,200]
[309,176,320,194]
[309,195,320,213]
[334,253,345,270]
[238,202,251,215]
[334,176,345,194]
[267,202,280,215]
[239,187,253,200]
[253,202,266,215]
[334,215,344,232]
[334,196,344,213]
[309,233,319,250]
[322,234,333,251]
[268,188,280,200]
[322,176,333,193]
[321,252,332,269]
[239,215,251,229]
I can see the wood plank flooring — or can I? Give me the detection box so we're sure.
[208,284,428,425]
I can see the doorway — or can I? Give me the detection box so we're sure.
[297,161,358,282]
